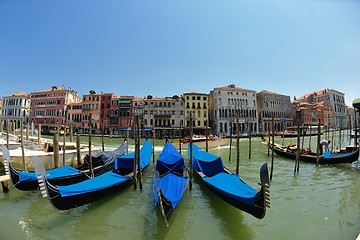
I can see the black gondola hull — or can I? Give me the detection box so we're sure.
[45,166,149,210]
[9,162,116,191]
[272,147,359,164]
[46,176,134,210]
[193,163,269,219]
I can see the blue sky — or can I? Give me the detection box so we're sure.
[0,0,359,105]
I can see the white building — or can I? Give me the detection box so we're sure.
[134,95,185,138]
[209,84,258,136]
[1,92,31,131]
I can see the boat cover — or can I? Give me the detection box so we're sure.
[204,172,257,205]
[18,166,81,182]
[154,173,187,208]
[156,142,186,174]
[189,144,224,177]
[57,171,128,197]
[84,141,128,167]
[114,140,152,170]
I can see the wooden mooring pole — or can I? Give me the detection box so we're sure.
[267,124,271,157]
[136,117,143,190]
[133,116,138,190]
[316,120,321,166]
[236,110,240,175]
[152,127,155,164]
[20,118,26,172]
[189,113,193,190]
[270,116,275,180]
[6,119,9,149]
[205,118,209,152]
[228,125,233,161]
[309,124,312,151]
[88,116,93,178]
[53,133,60,168]
[62,105,69,166]
[179,122,182,153]
[69,123,73,142]
[248,122,252,159]
[294,123,300,173]
[38,124,42,147]
[0,175,10,193]
[76,134,81,166]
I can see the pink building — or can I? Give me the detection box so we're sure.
[29,86,81,128]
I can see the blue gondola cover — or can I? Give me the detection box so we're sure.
[57,172,128,197]
[190,144,224,177]
[19,166,81,182]
[114,140,152,170]
[154,173,187,208]
[156,142,186,174]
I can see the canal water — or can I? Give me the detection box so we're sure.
[0,134,359,240]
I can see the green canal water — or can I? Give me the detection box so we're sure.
[1,135,359,240]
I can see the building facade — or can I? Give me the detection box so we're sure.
[256,90,293,133]
[108,95,133,136]
[184,92,208,135]
[67,101,83,132]
[295,89,347,129]
[292,101,334,130]
[209,84,258,136]
[29,86,81,129]
[1,92,31,131]
[131,95,184,138]
[81,91,102,134]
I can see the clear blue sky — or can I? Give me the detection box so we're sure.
[0,0,359,105]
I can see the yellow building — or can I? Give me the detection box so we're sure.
[183,92,209,135]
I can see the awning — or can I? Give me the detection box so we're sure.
[119,108,130,113]
[116,128,130,131]
[119,99,131,104]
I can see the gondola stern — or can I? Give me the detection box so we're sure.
[33,156,51,199]
[253,163,270,219]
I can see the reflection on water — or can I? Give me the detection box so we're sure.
[0,135,359,240]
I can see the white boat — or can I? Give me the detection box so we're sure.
[0,132,21,150]
[0,140,21,150]
[0,142,100,171]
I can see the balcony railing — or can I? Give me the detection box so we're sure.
[154,114,171,118]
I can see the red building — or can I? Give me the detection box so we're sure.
[108,95,134,136]
[30,86,81,128]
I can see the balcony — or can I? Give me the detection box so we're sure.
[154,113,171,118]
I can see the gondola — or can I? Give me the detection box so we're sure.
[35,140,152,210]
[1,141,128,191]
[153,141,189,226]
[262,139,359,164]
[188,143,270,219]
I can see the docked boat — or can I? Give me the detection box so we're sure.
[263,139,359,164]
[153,141,189,226]
[0,132,21,150]
[0,141,99,171]
[36,140,152,210]
[1,141,128,191]
[188,143,270,219]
